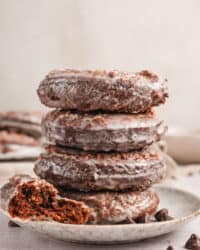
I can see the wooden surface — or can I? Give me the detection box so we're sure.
[0,162,200,250]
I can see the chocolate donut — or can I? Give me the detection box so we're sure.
[42,109,167,152]
[0,111,44,138]
[34,145,166,191]
[37,69,168,113]
[60,189,159,224]
[0,111,45,159]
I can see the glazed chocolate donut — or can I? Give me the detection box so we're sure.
[34,145,166,192]
[0,111,44,138]
[42,110,167,152]
[37,69,168,113]
[60,189,159,224]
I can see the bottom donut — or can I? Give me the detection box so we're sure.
[0,175,159,225]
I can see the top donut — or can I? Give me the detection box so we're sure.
[37,69,168,113]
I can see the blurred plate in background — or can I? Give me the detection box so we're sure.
[165,127,200,164]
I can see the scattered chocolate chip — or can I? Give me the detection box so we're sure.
[166,245,175,250]
[8,220,20,227]
[108,71,115,77]
[185,234,200,250]
[154,208,173,222]
[135,213,151,223]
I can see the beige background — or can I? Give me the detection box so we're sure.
[0,0,200,128]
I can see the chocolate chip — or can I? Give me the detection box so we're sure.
[185,234,200,250]
[8,220,20,227]
[108,71,115,77]
[167,246,175,250]
[135,213,151,223]
[154,208,173,222]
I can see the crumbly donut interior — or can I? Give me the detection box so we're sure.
[8,181,89,224]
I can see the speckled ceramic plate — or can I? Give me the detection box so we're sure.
[1,186,200,244]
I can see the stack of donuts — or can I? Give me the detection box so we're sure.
[34,69,168,224]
